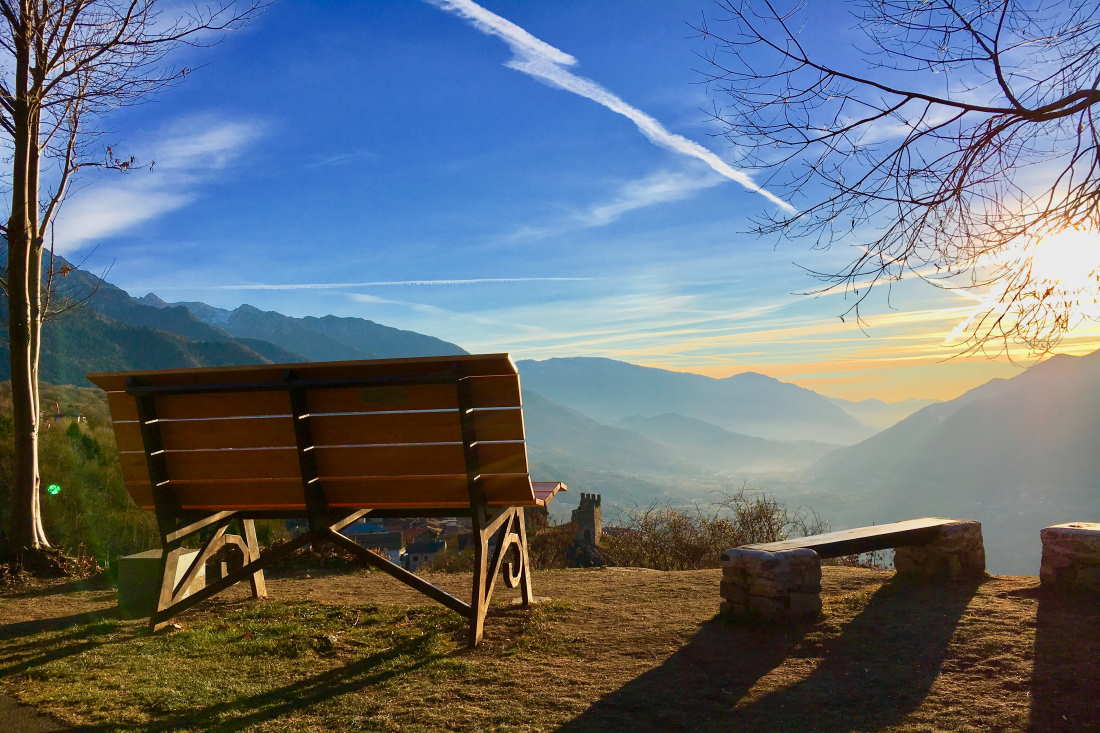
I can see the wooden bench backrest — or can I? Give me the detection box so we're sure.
[88,354,542,512]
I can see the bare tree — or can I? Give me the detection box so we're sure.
[1,0,261,556]
[697,0,1100,354]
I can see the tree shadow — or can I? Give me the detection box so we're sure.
[1028,588,1100,732]
[0,609,125,681]
[0,608,117,642]
[106,634,445,732]
[4,576,113,600]
[559,577,979,732]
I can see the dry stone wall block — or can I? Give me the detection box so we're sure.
[719,546,821,622]
[1041,522,1100,594]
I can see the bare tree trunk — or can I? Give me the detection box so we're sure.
[6,2,49,550]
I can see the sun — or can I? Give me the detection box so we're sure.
[1025,227,1100,296]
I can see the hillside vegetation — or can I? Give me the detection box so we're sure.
[0,383,156,566]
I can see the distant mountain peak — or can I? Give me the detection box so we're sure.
[721,370,776,382]
[138,292,169,308]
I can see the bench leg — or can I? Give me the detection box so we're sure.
[151,513,236,632]
[469,504,493,647]
[469,507,533,645]
[513,507,534,606]
[242,519,268,599]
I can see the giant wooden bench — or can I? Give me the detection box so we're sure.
[720,517,985,621]
[88,354,566,645]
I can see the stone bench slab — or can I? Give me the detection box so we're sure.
[741,517,969,558]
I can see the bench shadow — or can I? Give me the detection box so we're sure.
[558,577,979,732]
[1028,588,1100,732]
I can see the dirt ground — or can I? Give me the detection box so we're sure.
[1,566,1098,732]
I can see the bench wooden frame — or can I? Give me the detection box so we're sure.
[89,354,565,646]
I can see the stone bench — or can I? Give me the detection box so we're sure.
[720,517,985,621]
[1040,522,1100,593]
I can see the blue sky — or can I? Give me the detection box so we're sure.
[57,0,1097,401]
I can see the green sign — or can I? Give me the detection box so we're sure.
[47,484,61,495]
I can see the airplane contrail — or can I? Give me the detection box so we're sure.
[428,0,795,213]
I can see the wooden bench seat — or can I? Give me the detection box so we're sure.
[742,517,965,558]
[89,353,567,645]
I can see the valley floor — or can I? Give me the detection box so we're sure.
[0,566,1096,732]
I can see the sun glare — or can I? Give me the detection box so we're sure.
[1025,228,1100,296]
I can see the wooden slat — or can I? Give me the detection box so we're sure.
[87,353,517,392]
[122,441,526,485]
[313,442,528,478]
[172,449,299,481]
[306,384,458,413]
[113,407,525,452]
[306,375,519,414]
[309,411,460,445]
[744,517,961,558]
[120,453,153,487]
[307,409,523,445]
[478,474,539,504]
[162,418,296,451]
[107,391,293,422]
[125,481,155,509]
[121,449,296,483]
[113,422,145,452]
[124,473,542,511]
[107,375,519,423]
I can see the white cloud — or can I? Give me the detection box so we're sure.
[429,0,793,212]
[50,115,265,254]
[579,169,724,227]
[510,168,724,241]
[151,276,595,291]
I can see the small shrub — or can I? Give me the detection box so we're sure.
[602,487,829,571]
[425,547,475,572]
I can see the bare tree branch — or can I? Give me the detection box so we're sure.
[697,0,1100,355]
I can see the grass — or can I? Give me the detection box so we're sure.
[1,566,1098,731]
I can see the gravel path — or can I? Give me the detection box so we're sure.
[0,693,68,731]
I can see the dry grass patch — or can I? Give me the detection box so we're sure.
[1,567,1097,731]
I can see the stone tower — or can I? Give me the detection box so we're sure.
[571,493,602,546]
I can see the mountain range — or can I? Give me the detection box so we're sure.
[518,357,873,443]
[810,350,1100,573]
[4,257,1091,573]
[0,256,466,386]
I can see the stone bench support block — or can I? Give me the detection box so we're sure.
[117,548,205,619]
[893,520,985,580]
[720,547,822,621]
[1041,522,1100,593]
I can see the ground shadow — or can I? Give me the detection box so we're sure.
[0,608,117,642]
[559,577,979,732]
[5,576,113,600]
[106,633,445,732]
[1029,588,1100,732]
[0,609,124,683]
